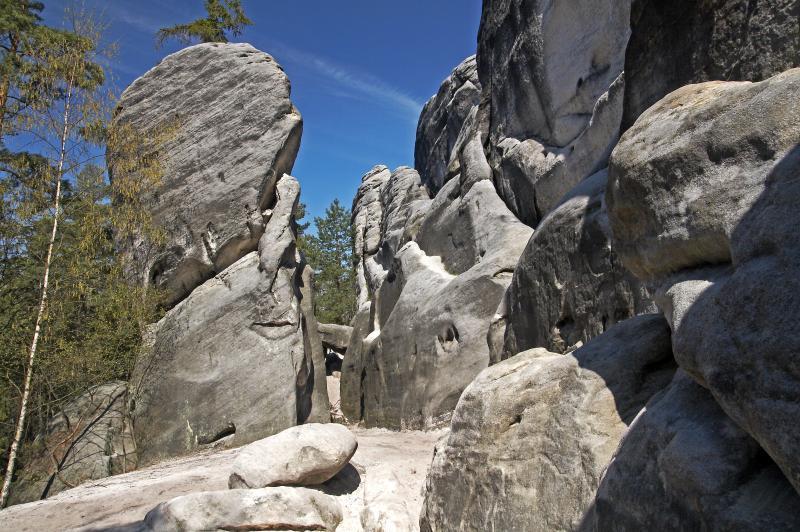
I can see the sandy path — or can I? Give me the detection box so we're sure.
[0,427,445,532]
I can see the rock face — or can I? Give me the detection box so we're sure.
[318,323,352,354]
[609,68,800,494]
[421,315,675,531]
[143,487,343,532]
[581,372,800,531]
[624,0,800,128]
[10,382,136,505]
[342,158,532,428]
[477,0,632,225]
[131,174,328,465]
[501,170,654,358]
[113,42,302,308]
[415,56,481,194]
[607,69,800,281]
[229,424,357,489]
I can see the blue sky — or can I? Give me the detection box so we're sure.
[40,1,482,224]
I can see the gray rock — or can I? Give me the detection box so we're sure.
[10,382,136,505]
[581,372,800,531]
[415,56,481,194]
[420,315,675,532]
[352,166,391,307]
[340,303,372,423]
[355,177,532,429]
[502,170,654,358]
[607,69,800,281]
[607,67,800,497]
[318,323,353,354]
[143,487,343,532]
[298,263,332,423]
[112,43,302,308]
[668,145,800,494]
[624,0,800,128]
[130,175,327,465]
[360,468,417,532]
[477,0,632,225]
[228,423,357,489]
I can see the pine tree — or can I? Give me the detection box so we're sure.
[156,0,252,48]
[300,199,357,326]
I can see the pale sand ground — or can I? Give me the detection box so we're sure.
[0,426,446,532]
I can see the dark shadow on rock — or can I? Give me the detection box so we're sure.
[581,145,800,529]
[314,463,362,496]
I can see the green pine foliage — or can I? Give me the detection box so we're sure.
[0,4,166,503]
[299,199,357,326]
[156,0,252,47]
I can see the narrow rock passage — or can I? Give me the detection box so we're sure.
[0,427,445,532]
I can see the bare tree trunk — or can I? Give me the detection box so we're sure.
[0,76,74,508]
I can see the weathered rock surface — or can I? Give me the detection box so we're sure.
[360,467,417,532]
[607,69,800,281]
[340,303,372,423]
[607,69,800,493]
[229,424,357,489]
[415,56,481,194]
[10,382,136,505]
[624,0,800,128]
[130,174,328,465]
[350,171,532,429]
[0,428,442,532]
[352,166,391,308]
[502,170,654,358]
[319,322,353,354]
[143,487,343,532]
[477,0,631,225]
[420,315,675,531]
[113,42,302,308]
[581,371,800,531]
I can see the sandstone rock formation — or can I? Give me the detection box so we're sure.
[229,424,357,489]
[113,42,302,308]
[143,487,343,532]
[342,160,532,428]
[501,170,654,358]
[421,315,675,531]
[131,174,328,465]
[477,0,632,225]
[10,382,136,505]
[415,56,481,194]
[624,0,800,128]
[609,68,800,494]
[318,323,352,354]
[581,372,800,531]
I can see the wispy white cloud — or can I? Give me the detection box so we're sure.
[270,43,424,122]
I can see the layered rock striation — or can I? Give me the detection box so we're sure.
[113,43,328,466]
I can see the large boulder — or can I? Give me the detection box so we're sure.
[420,315,676,531]
[143,487,343,532]
[581,371,800,531]
[477,0,632,225]
[607,69,800,281]
[415,56,481,194]
[112,43,302,308]
[229,424,357,489]
[608,69,800,493]
[501,170,653,358]
[624,0,800,128]
[130,175,328,465]
[10,382,136,505]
